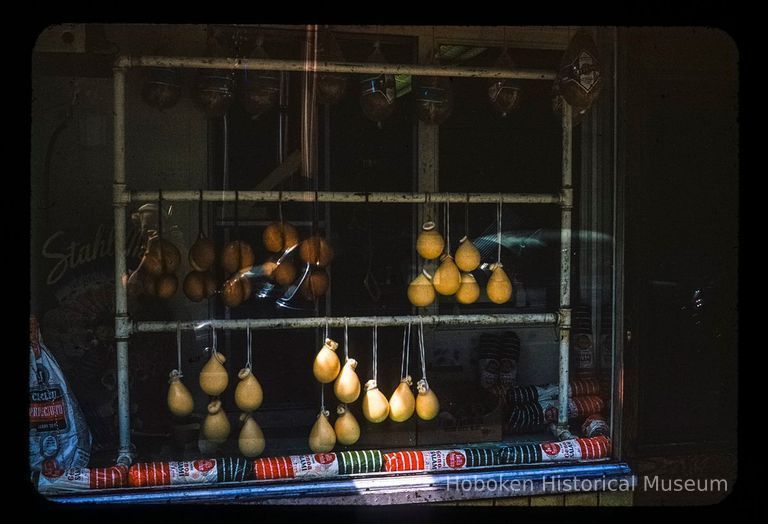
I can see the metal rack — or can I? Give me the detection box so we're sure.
[112,54,574,466]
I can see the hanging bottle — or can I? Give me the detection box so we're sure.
[235,367,263,412]
[313,338,341,383]
[456,272,481,304]
[407,269,436,307]
[202,399,231,443]
[199,350,228,396]
[334,404,360,446]
[309,409,336,453]
[238,413,266,457]
[416,221,444,260]
[167,370,194,417]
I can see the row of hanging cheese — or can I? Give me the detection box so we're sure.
[310,328,439,453]
[408,221,512,306]
[167,349,266,457]
[131,218,332,304]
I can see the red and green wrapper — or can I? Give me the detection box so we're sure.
[128,459,219,487]
[253,450,383,480]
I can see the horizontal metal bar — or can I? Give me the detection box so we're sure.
[48,462,633,505]
[133,313,557,333]
[116,55,556,81]
[128,190,561,205]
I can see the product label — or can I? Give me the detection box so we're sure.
[29,386,68,432]
[39,465,128,493]
[563,50,600,93]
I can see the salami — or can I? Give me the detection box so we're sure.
[128,459,219,487]
[253,453,339,480]
[38,465,128,493]
[505,378,601,404]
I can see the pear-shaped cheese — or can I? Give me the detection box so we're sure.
[456,272,480,304]
[407,269,436,307]
[334,359,361,403]
[334,404,361,446]
[455,236,480,272]
[487,263,513,304]
[362,380,390,423]
[235,367,263,412]
[167,371,194,417]
[199,352,228,396]
[202,399,231,443]
[238,413,265,457]
[416,221,445,260]
[433,255,461,296]
[313,338,341,383]
[388,376,416,422]
[415,379,440,421]
[309,410,336,453]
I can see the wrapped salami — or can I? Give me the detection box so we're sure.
[128,459,219,487]
[540,436,611,462]
[38,465,128,493]
[253,453,339,480]
[384,449,469,472]
[554,31,604,110]
[499,443,543,465]
[505,378,601,404]
[506,396,605,433]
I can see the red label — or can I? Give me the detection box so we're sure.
[446,451,466,469]
[42,459,64,478]
[542,442,561,456]
[194,459,216,472]
[544,405,558,423]
[314,453,336,465]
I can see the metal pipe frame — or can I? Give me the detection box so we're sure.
[116,55,556,81]
[111,52,578,467]
[555,101,573,439]
[133,313,557,334]
[112,66,133,466]
[121,190,561,205]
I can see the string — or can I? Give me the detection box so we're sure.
[176,323,182,374]
[497,195,502,264]
[211,324,217,355]
[400,322,411,379]
[157,189,164,271]
[418,319,427,385]
[446,200,450,255]
[465,192,470,239]
[234,190,240,240]
[400,324,407,379]
[320,383,325,412]
[246,322,252,370]
[324,318,329,341]
[372,323,378,382]
[344,317,349,362]
[198,190,204,238]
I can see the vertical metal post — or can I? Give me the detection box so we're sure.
[557,101,573,437]
[417,35,439,316]
[113,66,133,465]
